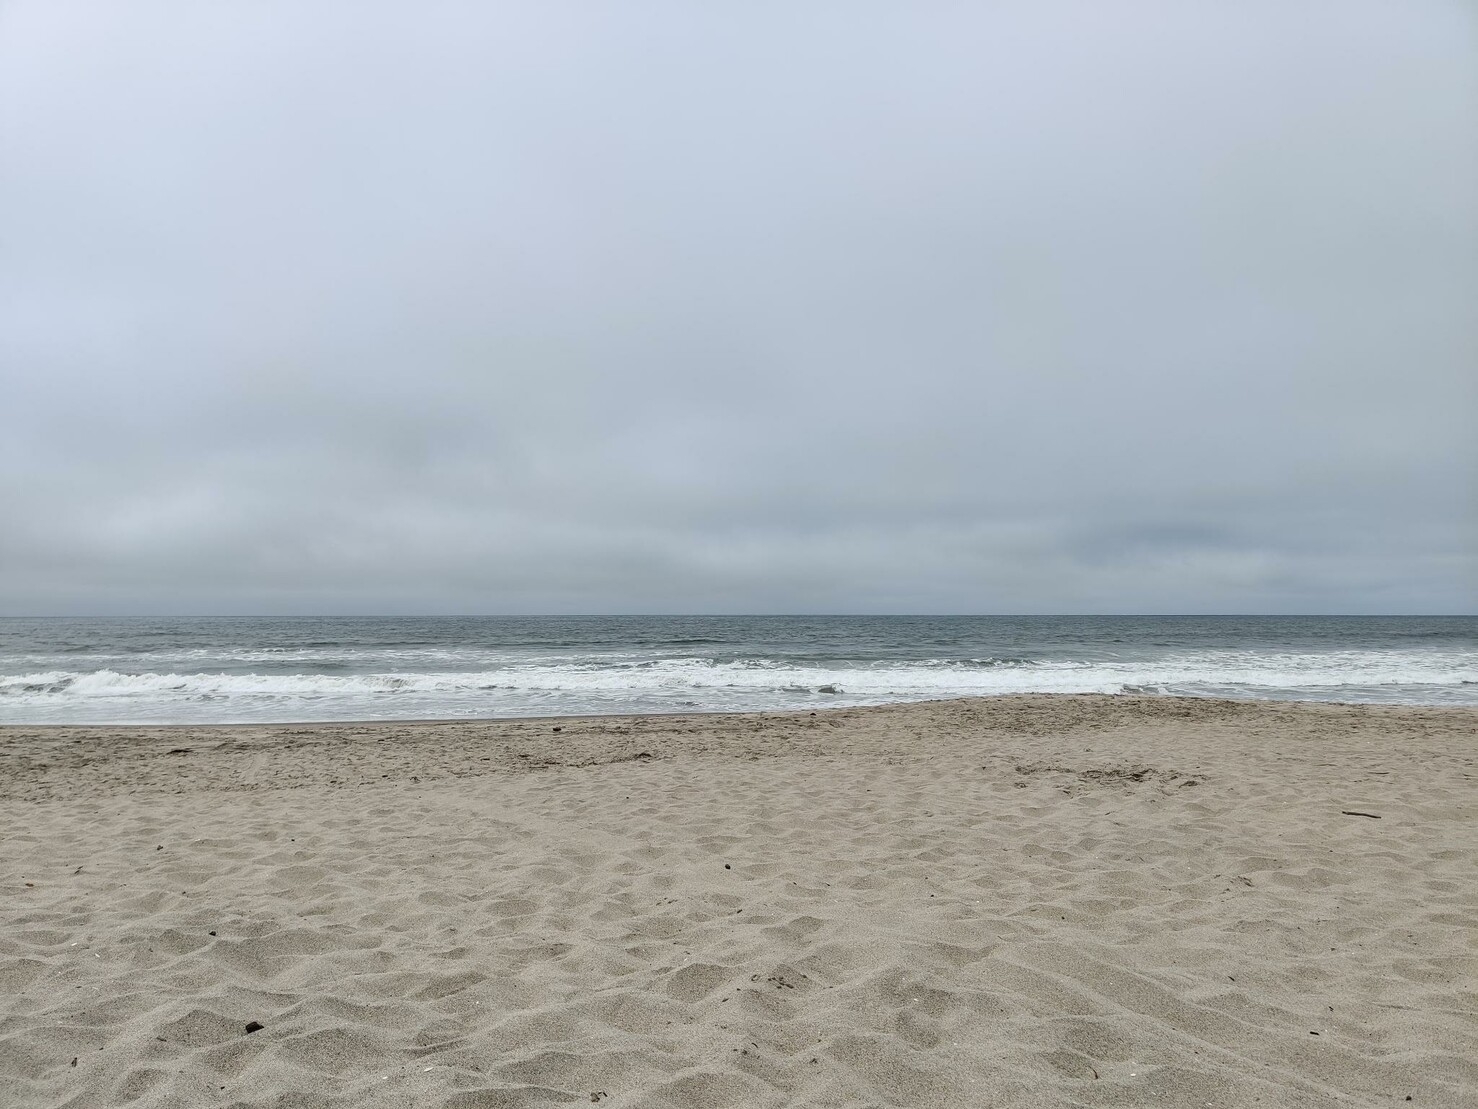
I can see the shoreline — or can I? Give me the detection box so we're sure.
[4,694,1475,1106]
[3,687,1475,732]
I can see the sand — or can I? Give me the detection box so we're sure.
[1,695,1475,1108]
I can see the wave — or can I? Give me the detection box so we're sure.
[2,651,1473,697]
[0,673,78,696]
[1,643,1474,723]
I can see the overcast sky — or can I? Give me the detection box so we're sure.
[2,2,1474,616]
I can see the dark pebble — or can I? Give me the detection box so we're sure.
[244,1022,264,1034]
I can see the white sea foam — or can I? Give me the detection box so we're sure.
[1,646,1474,723]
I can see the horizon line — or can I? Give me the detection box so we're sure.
[2,612,1474,620]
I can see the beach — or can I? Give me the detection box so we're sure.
[3,694,1475,1108]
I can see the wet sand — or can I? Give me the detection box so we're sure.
[2,695,1475,1107]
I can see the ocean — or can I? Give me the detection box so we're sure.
[0,615,1473,725]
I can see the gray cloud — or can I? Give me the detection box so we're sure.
[2,2,1474,615]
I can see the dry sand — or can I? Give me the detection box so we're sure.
[2,695,1475,1108]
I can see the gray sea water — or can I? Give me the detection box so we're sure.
[0,615,1474,724]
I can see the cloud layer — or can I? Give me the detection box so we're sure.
[3,2,1474,614]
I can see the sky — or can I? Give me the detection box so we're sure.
[1,2,1474,616]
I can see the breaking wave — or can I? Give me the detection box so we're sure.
[1,643,1475,723]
